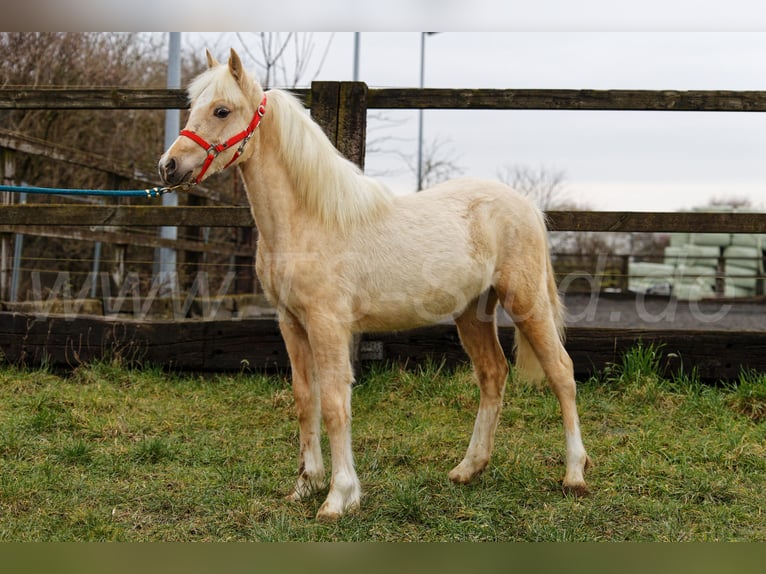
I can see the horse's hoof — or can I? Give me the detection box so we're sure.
[448,459,486,484]
[316,509,342,522]
[562,482,590,497]
[285,491,301,502]
[315,500,359,522]
[448,469,472,485]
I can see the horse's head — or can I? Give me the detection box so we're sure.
[159,49,266,187]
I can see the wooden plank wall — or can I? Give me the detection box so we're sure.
[0,312,763,380]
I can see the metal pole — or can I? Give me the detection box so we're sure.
[9,191,25,302]
[353,33,360,81]
[158,32,181,295]
[90,241,101,298]
[416,32,425,191]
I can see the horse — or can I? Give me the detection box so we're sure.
[159,48,590,520]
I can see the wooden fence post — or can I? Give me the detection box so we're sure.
[232,175,257,296]
[182,190,205,293]
[310,81,369,370]
[310,82,341,146]
[108,174,129,304]
[311,81,368,168]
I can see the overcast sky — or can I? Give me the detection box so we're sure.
[195,31,766,212]
[16,1,765,212]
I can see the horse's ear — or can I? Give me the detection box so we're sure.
[205,49,220,69]
[228,48,245,85]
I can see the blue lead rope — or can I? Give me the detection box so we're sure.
[0,184,187,198]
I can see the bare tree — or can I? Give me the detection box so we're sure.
[418,137,464,189]
[362,113,411,178]
[390,136,464,190]
[234,32,335,89]
[0,33,172,188]
[0,33,242,298]
[497,164,570,210]
[494,164,634,279]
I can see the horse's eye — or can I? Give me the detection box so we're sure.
[214,107,230,119]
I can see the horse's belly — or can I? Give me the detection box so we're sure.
[351,264,493,332]
[353,301,459,332]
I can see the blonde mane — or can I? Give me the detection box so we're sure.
[189,65,393,232]
[265,89,393,232]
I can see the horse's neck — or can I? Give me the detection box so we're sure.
[239,90,384,248]
[241,138,300,250]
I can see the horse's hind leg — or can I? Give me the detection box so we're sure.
[449,289,509,484]
[501,288,590,495]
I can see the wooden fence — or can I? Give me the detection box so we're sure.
[0,83,764,378]
[3,84,766,234]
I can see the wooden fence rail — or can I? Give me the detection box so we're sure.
[4,87,766,112]
[0,88,190,110]
[0,205,764,234]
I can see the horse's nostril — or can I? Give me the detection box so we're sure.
[159,157,178,183]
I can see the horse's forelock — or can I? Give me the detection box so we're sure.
[187,64,252,106]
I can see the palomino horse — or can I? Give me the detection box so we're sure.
[159,49,590,520]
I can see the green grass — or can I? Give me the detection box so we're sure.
[0,348,764,541]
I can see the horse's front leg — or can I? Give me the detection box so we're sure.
[306,317,361,520]
[279,314,325,501]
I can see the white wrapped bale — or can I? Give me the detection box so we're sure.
[664,244,720,269]
[669,233,690,247]
[724,245,762,272]
[675,264,717,291]
[629,262,675,280]
[724,264,758,290]
[730,234,760,248]
[628,262,674,294]
[690,232,731,247]
[664,245,685,267]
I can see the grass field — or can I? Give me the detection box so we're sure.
[0,344,764,541]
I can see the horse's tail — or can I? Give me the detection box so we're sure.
[513,211,565,385]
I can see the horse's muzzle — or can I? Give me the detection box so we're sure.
[158,156,189,186]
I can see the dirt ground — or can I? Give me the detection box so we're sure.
[495,292,766,332]
[561,292,766,332]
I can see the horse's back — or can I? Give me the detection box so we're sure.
[405,177,543,225]
[397,177,548,253]
[346,177,547,332]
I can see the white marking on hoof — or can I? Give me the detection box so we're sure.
[448,458,487,484]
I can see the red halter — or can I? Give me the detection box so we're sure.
[179,95,267,184]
